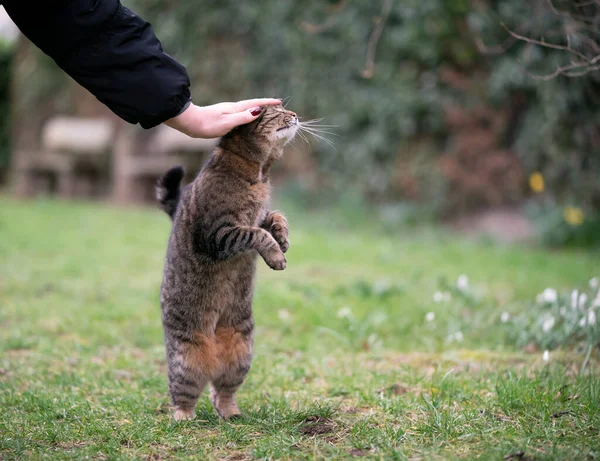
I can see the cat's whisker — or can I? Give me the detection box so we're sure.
[296,129,311,146]
[301,128,339,138]
[299,127,337,150]
[299,125,339,138]
[299,118,338,128]
[298,121,339,136]
[282,96,293,108]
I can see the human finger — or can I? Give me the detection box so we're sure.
[232,98,282,112]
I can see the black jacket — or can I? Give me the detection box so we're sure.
[2,0,191,129]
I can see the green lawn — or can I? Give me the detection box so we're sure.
[0,196,598,460]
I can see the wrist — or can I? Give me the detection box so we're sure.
[164,103,206,138]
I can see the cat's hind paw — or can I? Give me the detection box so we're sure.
[173,408,195,421]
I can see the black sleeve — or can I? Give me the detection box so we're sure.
[3,0,192,129]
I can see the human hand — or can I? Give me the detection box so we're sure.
[164,98,282,138]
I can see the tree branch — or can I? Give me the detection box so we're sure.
[501,22,592,63]
[361,0,394,79]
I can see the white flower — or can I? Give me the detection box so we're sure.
[590,277,599,290]
[571,290,579,310]
[425,312,435,322]
[457,274,469,291]
[373,280,390,296]
[592,295,600,308]
[337,307,352,319]
[578,293,588,309]
[579,316,587,327]
[500,311,510,323]
[542,316,555,333]
[542,350,550,362]
[540,288,557,304]
[278,309,291,321]
[446,331,464,343]
[433,291,451,303]
[588,310,597,325]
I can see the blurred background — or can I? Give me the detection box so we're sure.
[0,0,599,247]
[1,4,599,457]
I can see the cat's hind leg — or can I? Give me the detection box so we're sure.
[167,360,209,421]
[166,337,216,421]
[210,319,254,419]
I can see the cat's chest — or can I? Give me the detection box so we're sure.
[242,184,270,226]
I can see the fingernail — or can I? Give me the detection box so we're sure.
[250,107,262,116]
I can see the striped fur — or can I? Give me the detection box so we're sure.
[157,105,297,421]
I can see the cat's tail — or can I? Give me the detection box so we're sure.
[156,165,184,220]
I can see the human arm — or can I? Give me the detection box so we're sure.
[165,98,283,139]
[3,0,281,136]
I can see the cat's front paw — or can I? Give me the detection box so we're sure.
[266,212,289,253]
[263,249,287,271]
[275,236,289,253]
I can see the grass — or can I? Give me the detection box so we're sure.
[0,196,599,460]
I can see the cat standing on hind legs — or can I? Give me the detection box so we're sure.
[156,105,298,421]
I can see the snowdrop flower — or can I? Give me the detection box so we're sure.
[457,274,469,291]
[433,291,451,303]
[578,293,588,309]
[278,309,291,321]
[590,277,599,290]
[588,310,596,326]
[571,290,579,310]
[542,350,550,362]
[337,307,352,319]
[579,316,587,327]
[592,295,600,308]
[425,312,435,322]
[541,288,557,303]
[373,280,390,296]
[500,312,510,323]
[446,331,464,343]
[542,316,555,333]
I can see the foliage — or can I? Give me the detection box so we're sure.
[1,197,600,459]
[472,0,600,242]
[10,0,600,242]
[123,0,475,200]
[506,280,600,356]
[0,39,14,178]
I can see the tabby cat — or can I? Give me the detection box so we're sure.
[156,105,298,421]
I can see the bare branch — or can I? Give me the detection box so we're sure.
[474,35,517,55]
[361,0,394,79]
[545,0,599,24]
[501,22,592,62]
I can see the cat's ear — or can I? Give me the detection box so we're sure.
[245,109,265,132]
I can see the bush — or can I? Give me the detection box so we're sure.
[0,39,14,181]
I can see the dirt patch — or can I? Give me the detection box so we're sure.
[299,415,336,436]
[53,441,90,450]
[223,453,250,461]
[449,209,536,244]
[504,450,534,461]
[350,448,371,457]
[378,383,416,396]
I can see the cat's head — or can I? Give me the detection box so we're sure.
[220,105,299,161]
